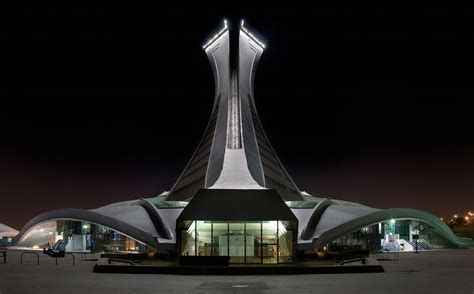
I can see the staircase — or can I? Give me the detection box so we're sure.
[408,239,433,251]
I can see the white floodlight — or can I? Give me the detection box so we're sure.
[240,23,266,49]
[202,21,229,50]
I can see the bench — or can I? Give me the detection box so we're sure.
[339,258,367,265]
[42,240,75,266]
[179,256,230,266]
[327,249,370,262]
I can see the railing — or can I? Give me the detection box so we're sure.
[21,252,39,265]
[408,239,433,251]
[0,250,6,264]
[373,251,399,261]
[79,252,98,261]
[20,251,76,266]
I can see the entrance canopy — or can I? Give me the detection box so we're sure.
[177,189,297,222]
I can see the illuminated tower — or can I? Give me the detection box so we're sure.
[167,20,302,201]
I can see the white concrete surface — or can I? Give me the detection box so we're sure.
[210,149,263,190]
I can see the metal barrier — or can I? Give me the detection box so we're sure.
[0,250,6,264]
[80,252,97,261]
[55,253,75,266]
[21,252,39,265]
[374,252,399,261]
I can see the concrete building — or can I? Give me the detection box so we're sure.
[11,20,473,263]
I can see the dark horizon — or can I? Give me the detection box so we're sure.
[2,7,474,229]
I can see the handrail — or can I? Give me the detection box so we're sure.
[21,252,39,265]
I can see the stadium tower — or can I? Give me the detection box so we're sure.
[167,20,303,202]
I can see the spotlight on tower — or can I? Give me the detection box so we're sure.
[240,19,266,49]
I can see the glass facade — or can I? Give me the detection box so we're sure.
[16,220,155,253]
[179,220,296,264]
[324,219,450,253]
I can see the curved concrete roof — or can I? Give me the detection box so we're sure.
[0,223,18,237]
[312,208,473,248]
[13,208,158,248]
[0,223,18,234]
[137,199,173,242]
[300,199,336,240]
[12,195,473,251]
[91,205,159,238]
[313,205,381,238]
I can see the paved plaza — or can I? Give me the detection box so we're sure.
[0,249,473,293]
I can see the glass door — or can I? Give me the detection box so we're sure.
[245,222,262,263]
[228,222,245,263]
[212,222,228,256]
[262,221,278,264]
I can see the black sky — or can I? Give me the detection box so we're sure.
[2,7,474,229]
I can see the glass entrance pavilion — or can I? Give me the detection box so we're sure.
[179,220,295,264]
[176,189,298,264]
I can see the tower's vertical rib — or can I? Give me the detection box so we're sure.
[239,22,303,201]
[238,23,266,187]
[167,22,230,201]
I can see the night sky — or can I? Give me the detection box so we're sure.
[2,7,474,229]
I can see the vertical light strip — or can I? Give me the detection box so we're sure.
[227,71,242,149]
[227,223,230,258]
[276,220,279,264]
[244,222,247,263]
[194,221,197,256]
[210,221,214,256]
